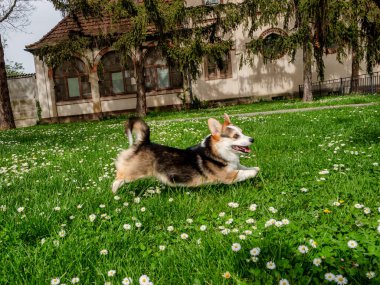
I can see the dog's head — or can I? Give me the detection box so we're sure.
[208,114,254,156]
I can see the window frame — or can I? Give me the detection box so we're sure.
[259,28,288,61]
[99,52,137,97]
[53,58,92,102]
[204,51,232,81]
[144,49,183,92]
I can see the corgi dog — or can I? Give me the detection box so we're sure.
[112,114,259,193]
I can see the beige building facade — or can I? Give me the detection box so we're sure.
[26,6,379,123]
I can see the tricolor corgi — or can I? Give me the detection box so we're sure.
[112,114,259,193]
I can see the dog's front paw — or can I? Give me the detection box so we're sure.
[252,167,260,172]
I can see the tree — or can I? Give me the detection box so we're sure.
[6,61,25,76]
[0,0,34,130]
[42,0,240,117]
[242,0,345,101]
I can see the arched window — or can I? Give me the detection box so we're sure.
[54,58,92,102]
[144,49,183,91]
[259,28,288,60]
[98,51,136,96]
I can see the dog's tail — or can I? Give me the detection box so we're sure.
[125,117,150,147]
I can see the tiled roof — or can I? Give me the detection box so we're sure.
[25,13,141,50]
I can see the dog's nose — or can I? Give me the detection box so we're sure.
[249,137,254,143]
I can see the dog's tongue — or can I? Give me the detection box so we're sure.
[234,145,251,153]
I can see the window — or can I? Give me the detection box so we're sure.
[99,51,137,96]
[144,49,183,92]
[204,52,232,80]
[54,58,92,102]
[259,28,288,61]
[204,0,221,5]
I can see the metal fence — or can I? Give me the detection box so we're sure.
[299,72,380,97]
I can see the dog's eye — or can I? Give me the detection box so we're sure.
[233,134,240,139]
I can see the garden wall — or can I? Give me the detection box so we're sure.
[8,74,38,128]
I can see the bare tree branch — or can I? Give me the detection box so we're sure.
[0,0,18,24]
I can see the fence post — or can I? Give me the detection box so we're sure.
[340,78,343,95]
[370,74,374,93]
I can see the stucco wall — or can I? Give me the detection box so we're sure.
[8,75,38,128]
[31,22,380,121]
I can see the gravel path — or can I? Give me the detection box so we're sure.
[161,102,379,122]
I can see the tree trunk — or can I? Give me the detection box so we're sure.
[302,28,313,102]
[350,40,360,93]
[0,35,16,130]
[134,46,147,117]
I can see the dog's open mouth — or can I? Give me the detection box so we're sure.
[232,145,251,153]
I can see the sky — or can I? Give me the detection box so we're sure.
[4,0,63,73]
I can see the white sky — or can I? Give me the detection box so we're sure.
[4,0,62,73]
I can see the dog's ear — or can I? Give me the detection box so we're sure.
[223,113,232,130]
[208,118,222,138]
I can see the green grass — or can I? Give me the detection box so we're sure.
[145,93,380,121]
[0,100,379,284]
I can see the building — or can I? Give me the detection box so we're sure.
[25,2,377,123]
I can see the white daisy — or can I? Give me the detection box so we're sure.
[250,247,260,256]
[281,219,290,225]
[313,258,322,266]
[231,243,241,252]
[140,207,146,212]
[347,240,358,248]
[122,277,133,285]
[309,239,317,248]
[364,207,371,214]
[218,212,225,217]
[279,279,289,285]
[200,225,207,231]
[180,233,189,240]
[99,249,108,255]
[71,277,80,284]
[251,256,259,262]
[107,270,116,277]
[167,226,174,232]
[17,207,25,213]
[266,261,276,270]
[135,222,142,228]
[249,204,257,211]
[123,224,131,230]
[159,245,166,251]
[246,218,255,224]
[54,206,61,211]
[51,278,60,285]
[300,187,308,192]
[139,275,150,285]
[228,202,239,208]
[324,273,335,282]
[134,197,141,204]
[298,245,309,254]
[319,169,329,175]
[335,274,348,285]
[275,221,283,227]
[366,271,376,279]
[239,234,246,240]
[268,207,278,213]
[58,230,66,238]
[354,203,364,209]
[186,218,193,224]
[89,214,96,222]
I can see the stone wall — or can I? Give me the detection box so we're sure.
[8,74,38,128]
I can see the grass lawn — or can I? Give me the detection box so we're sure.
[0,99,379,284]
